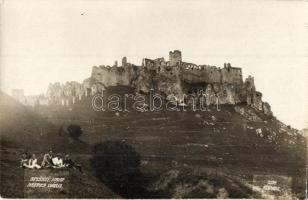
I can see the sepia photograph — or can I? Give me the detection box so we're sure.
[0,0,307,199]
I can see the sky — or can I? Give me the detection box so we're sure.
[1,0,307,129]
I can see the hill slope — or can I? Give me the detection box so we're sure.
[0,91,118,198]
[0,87,306,198]
[35,86,306,199]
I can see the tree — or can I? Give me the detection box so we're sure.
[91,141,149,198]
[67,124,82,139]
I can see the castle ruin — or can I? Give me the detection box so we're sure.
[45,50,271,115]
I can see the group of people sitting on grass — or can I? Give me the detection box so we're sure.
[20,150,82,172]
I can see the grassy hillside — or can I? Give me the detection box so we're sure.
[0,91,55,150]
[0,87,306,198]
[0,91,118,198]
[37,86,306,198]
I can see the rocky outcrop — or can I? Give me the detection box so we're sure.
[262,102,273,116]
[198,83,241,105]
[234,106,262,122]
[131,67,151,93]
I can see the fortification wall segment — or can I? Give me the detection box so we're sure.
[181,65,222,84]
[244,75,256,92]
[91,65,130,87]
[221,66,243,85]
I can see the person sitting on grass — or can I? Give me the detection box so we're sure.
[63,154,83,173]
[41,150,53,168]
[52,153,65,168]
[28,154,41,169]
[20,153,30,168]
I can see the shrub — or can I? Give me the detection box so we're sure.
[91,141,148,198]
[67,124,82,139]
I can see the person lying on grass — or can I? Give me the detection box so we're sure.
[63,154,83,173]
[19,151,83,172]
[52,153,65,168]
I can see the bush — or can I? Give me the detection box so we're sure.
[67,124,82,139]
[91,141,150,198]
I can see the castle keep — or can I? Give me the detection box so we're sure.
[45,50,271,115]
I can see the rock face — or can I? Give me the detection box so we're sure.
[45,50,272,115]
[262,102,273,116]
[234,106,262,122]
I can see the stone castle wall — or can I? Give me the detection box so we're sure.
[181,63,242,85]
[90,51,243,89]
[91,66,130,87]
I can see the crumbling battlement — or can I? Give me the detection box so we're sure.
[90,50,243,87]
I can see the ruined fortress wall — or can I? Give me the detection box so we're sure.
[181,66,222,84]
[182,69,211,83]
[160,66,181,82]
[46,81,83,105]
[144,59,156,70]
[244,75,255,92]
[221,67,243,85]
[182,67,243,85]
[91,66,130,86]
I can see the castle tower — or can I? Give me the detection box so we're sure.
[224,63,231,68]
[122,57,127,67]
[169,50,182,66]
[142,58,145,66]
[244,75,256,91]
